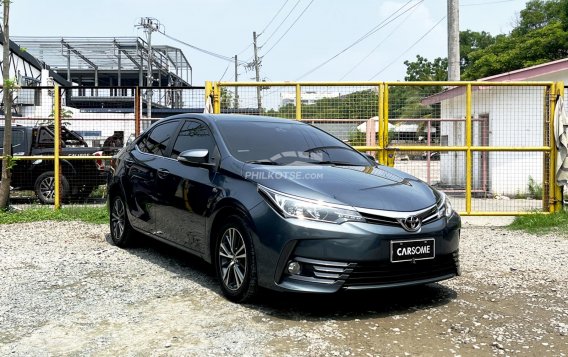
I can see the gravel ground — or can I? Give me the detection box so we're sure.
[0,221,566,356]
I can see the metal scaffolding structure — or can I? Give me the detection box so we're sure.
[12,36,193,87]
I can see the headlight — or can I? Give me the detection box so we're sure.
[437,192,454,218]
[258,185,364,224]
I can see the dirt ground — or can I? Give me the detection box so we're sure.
[0,222,566,356]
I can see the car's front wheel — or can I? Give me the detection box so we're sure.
[215,215,258,303]
[109,195,135,247]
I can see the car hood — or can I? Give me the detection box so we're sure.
[241,164,438,211]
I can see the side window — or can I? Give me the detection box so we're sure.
[171,120,215,159]
[138,121,180,156]
[0,129,25,154]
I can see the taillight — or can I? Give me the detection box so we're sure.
[93,151,105,171]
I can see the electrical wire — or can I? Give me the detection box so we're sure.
[263,0,315,56]
[219,63,231,81]
[260,0,302,47]
[160,32,247,64]
[296,0,422,80]
[259,0,291,35]
[339,3,419,80]
[368,15,446,80]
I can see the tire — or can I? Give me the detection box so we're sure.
[214,215,258,303]
[34,171,70,204]
[109,194,135,247]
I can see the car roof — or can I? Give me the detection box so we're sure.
[160,113,304,125]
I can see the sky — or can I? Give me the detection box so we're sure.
[9,0,528,85]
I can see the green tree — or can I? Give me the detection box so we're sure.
[404,55,448,82]
[459,30,498,73]
[462,0,568,79]
[463,21,568,79]
[512,0,566,35]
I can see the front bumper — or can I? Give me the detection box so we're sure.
[249,202,461,293]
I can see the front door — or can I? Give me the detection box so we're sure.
[153,120,220,253]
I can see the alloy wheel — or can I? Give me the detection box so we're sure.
[39,176,55,201]
[218,227,248,291]
[111,198,126,240]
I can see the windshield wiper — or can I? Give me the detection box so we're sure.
[311,160,361,166]
[304,145,352,153]
[245,160,281,165]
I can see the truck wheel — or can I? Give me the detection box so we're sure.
[34,171,70,204]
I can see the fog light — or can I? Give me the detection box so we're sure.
[287,261,301,275]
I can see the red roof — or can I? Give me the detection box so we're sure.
[421,58,568,105]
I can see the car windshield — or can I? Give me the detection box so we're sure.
[217,120,370,166]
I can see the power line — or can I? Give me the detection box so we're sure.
[237,43,252,56]
[259,0,290,35]
[340,3,419,80]
[219,63,231,81]
[264,0,315,56]
[260,0,301,47]
[296,0,422,80]
[368,16,446,80]
[160,31,247,64]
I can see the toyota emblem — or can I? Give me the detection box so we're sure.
[399,215,422,232]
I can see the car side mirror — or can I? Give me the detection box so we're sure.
[364,153,378,165]
[177,149,214,167]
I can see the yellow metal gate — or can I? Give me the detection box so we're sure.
[210,80,564,215]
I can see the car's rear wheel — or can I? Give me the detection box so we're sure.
[34,171,70,204]
[110,195,135,247]
[215,215,258,303]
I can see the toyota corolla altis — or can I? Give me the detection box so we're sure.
[108,114,460,302]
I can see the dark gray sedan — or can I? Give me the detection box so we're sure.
[108,114,460,303]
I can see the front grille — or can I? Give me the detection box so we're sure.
[359,212,399,226]
[343,251,459,287]
[359,204,441,228]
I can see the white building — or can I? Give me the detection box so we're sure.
[281,91,341,106]
[422,59,568,195]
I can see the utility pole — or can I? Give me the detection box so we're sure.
[234,55,239,109]
[253,31,262,111]
[447,0,460,81]
[136,17,162,119]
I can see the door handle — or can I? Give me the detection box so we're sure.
[157,168,170,179]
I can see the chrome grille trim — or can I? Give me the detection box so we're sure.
[356,204,441,228]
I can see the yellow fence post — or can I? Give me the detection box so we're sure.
[213,83,221,114]
[383,83,390,166]
[54,85,61,210]
[551,81,564,212]
[378,83,384,163]
[295,84,302,120]
[465,84,472,215]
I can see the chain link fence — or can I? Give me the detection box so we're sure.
[214,81,562,215]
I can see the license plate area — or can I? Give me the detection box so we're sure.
[390,238,435,263]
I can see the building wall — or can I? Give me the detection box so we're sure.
[440,84,551,196]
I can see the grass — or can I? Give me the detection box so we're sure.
[0,206,109,225]
[509,210,568,235]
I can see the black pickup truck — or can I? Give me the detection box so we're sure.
[0,124,110,204]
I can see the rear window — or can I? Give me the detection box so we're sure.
[0,129,25,154]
